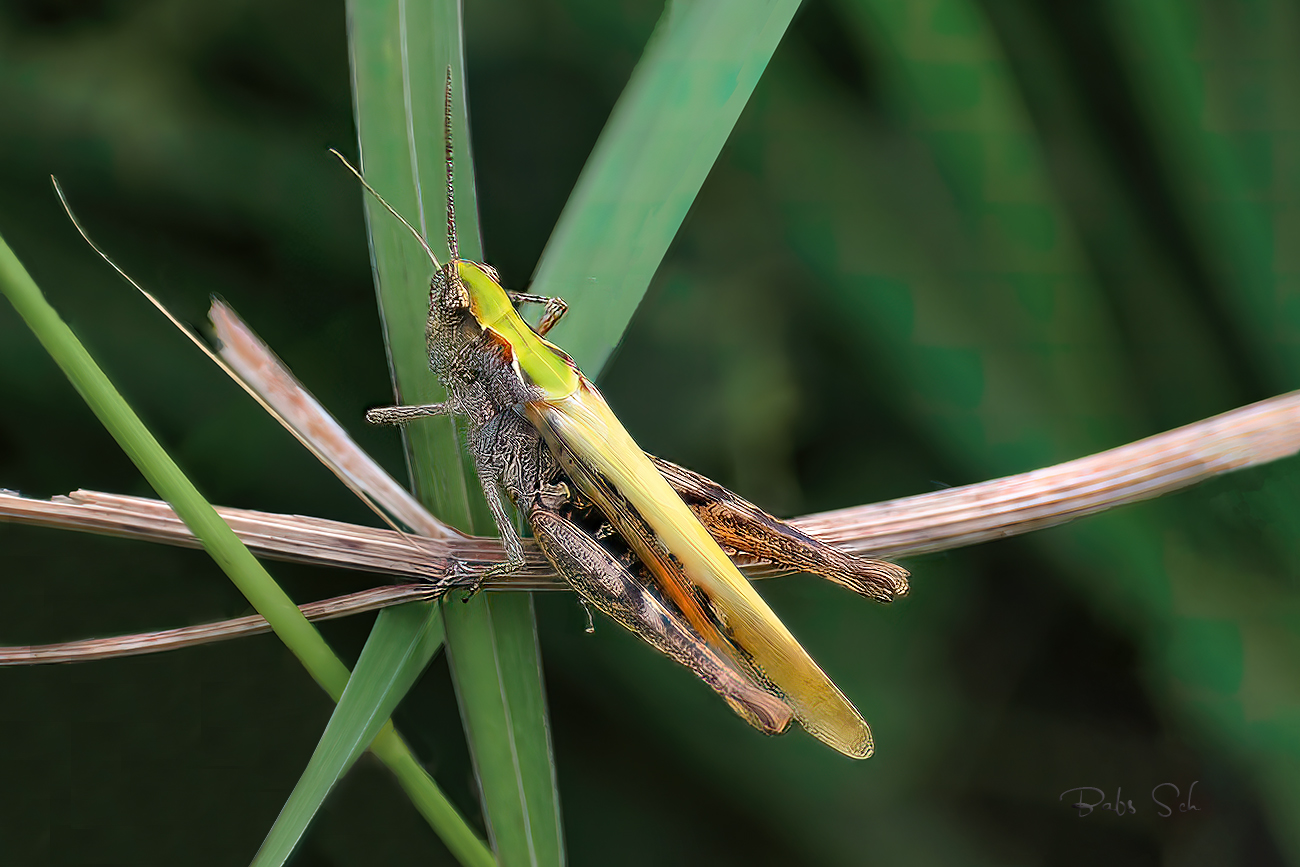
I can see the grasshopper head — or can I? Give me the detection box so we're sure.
[431,261,471,311]
[425,261,482,380]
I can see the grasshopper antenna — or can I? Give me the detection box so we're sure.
[51,175,444,554]
[328,148,442,269]
[443,66,459,263]
[51,176,177,318]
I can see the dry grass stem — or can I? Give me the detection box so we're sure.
[3,389,1297,664]
[209,301,458,540]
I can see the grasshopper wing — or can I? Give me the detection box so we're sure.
[650,456,910,601]
[528,381,876,759]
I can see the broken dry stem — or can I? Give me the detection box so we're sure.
[3,389,1297,665]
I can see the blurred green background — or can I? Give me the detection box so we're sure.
[2,0,1299,864]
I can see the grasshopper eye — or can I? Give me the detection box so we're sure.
[450,278,470,307]
[433,267,470,308]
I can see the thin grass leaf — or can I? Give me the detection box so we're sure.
[531,0,804,376]
[252,602,478,867]
[0,233,351,694]
[0,232,490,865]
[347,1,563,863]
[1102,0,1300,391]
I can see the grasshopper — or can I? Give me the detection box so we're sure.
[355,73,909,758]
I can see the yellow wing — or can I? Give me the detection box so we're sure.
[527,380,874,759]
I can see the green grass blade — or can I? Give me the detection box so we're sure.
[1102,0,1299,391]
[252,603,476,867]
[531,0,803,376]
[438,594,557,862]
[0,235,352,694]
[0,232,490,866]
[347,2,564,863]
[348,0,479,519]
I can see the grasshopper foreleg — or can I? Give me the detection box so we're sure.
[507,291,568,337]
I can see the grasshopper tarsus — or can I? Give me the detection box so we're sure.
[442,557,478,588]
[438,558,486,601]
[457,561,504,602]
[536,298,567,337]
[462,553,527,602]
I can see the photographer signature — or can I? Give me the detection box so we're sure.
[1059,782,1201,818]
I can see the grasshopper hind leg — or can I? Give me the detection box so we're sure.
[529,507,793,736]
